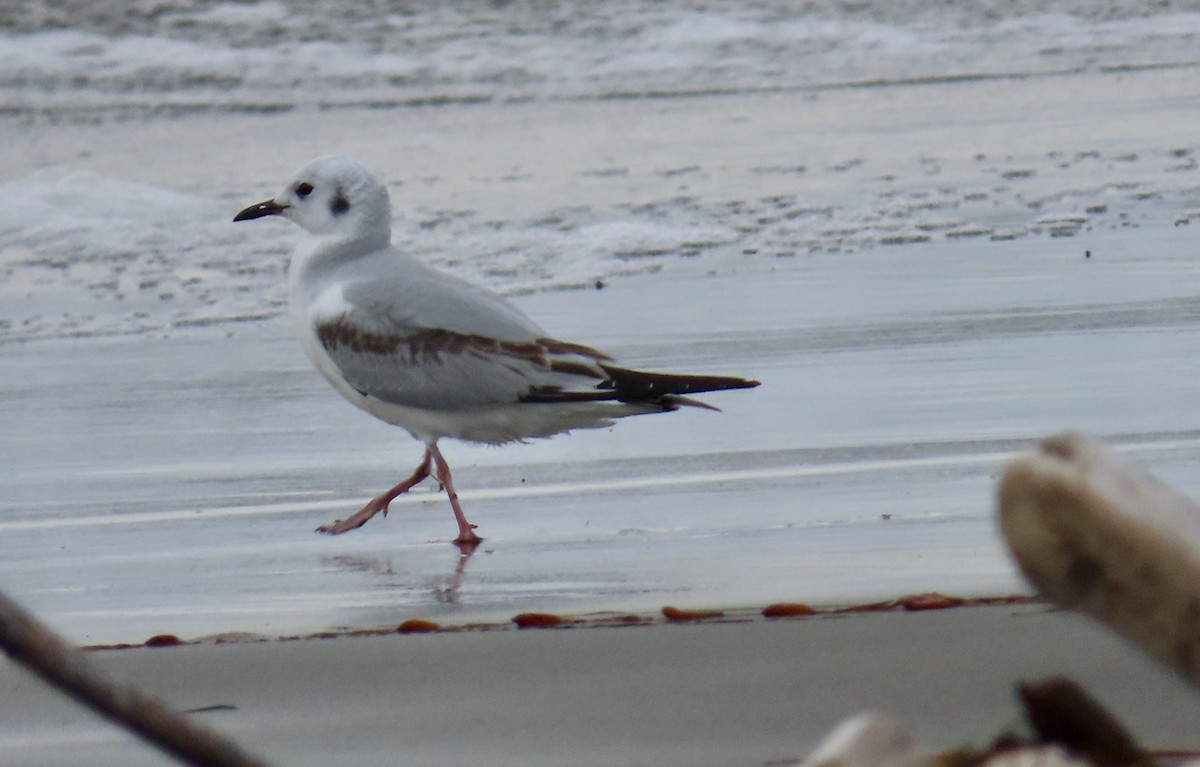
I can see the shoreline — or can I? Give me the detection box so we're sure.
[79,591,1034,650]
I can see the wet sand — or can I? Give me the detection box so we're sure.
[4,604,1200,766]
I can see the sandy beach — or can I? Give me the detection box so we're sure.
[5,604,1200,767]
[4,2,1200,763]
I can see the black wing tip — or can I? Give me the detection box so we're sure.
[598,364,761,399]
[520,368,759,406]
[661,394,723,412]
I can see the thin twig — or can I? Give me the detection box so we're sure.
[0,588,273,767]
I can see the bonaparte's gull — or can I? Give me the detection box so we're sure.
[234,155,759,547]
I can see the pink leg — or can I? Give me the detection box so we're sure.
[429,443,483,548]
[316,449,433,535]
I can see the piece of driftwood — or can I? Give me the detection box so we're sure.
[804,678,1154,767]
[998,430,1200,686]
[0,588,272,767]
[1017,678,1142,767]
[805,712,932,767]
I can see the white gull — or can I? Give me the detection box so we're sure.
[234,155,759,548]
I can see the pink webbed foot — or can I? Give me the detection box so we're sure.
[452,526,483,550]
[316,450,433,535]
[315,493,392,535]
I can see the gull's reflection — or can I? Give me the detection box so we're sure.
[436,545,476,603]
[323,543,479,605]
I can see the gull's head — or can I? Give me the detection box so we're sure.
[234,155,391,247]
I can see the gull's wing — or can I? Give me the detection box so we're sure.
[309,249,760,413]
[316,314,616,411]
[311,253,613,411]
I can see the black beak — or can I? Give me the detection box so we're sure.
[233,199,287,222]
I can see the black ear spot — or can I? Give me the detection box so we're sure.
[330,194,350,215]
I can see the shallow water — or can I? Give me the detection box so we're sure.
[5,0,1200,113]
[3,3,1200,644]
[6,230,1200,644]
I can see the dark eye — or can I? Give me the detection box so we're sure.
[295,182,314,198]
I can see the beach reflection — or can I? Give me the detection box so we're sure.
[323,545,477,605]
